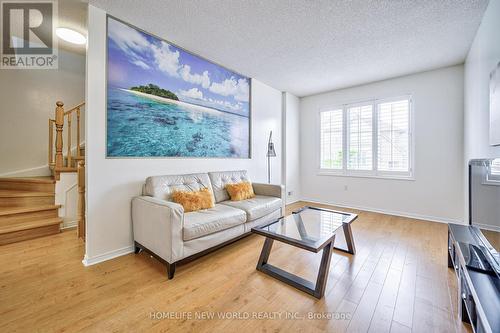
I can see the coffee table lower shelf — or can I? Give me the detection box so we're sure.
[256,238,335,299]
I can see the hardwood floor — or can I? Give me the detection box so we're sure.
[481,229,500,250]
[0,201,471,333]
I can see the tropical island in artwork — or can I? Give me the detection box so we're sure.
[130,84,179,101]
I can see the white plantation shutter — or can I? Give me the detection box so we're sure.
[320,109,343,169]
[489,158,500,181]
[491,159,500,175]
[347,104,373,170]
[377,99,410,173]
[318,96,412,178]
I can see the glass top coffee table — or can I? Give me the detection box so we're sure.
[251,206,357,299]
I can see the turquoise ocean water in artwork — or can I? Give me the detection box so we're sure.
[107,87,250,157]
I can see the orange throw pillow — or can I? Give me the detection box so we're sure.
[171,188,214,213]
[225,182,255,201]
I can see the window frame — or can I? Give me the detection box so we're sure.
[317,95,414,180]
[484,159,500,185]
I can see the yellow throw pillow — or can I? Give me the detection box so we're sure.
[225,182,255,201]
[171,188,214,213]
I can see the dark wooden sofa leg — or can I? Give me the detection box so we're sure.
[135,241,176,280]
[167,262,176,279]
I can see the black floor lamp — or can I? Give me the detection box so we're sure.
[267,131,276,184]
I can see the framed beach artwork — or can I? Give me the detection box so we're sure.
[106,16,251,158]
[490,61,500,146]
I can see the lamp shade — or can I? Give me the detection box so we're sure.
[267,131,276,157]
[267,142,276,157]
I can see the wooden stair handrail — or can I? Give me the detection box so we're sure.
[63,102,85,116]
[48,101,85,180]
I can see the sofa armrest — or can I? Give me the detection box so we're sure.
[252,183,285,198]
[253,183,286,216]
[132,196,184,263]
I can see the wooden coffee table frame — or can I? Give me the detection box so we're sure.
[252,206,357,299]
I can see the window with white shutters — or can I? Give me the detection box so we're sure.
[320,109,343,169]
[487,158,500,182]
[491,159,500,175]
[319,96,413,179]
[377,99,410,173]
[347,104,373,171]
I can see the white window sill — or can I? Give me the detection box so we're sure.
[482,179,500,186]
[317,170,415,181]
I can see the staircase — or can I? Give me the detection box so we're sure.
[0,101,86,245]
[0,177,62,245]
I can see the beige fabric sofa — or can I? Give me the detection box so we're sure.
[132,170,285,279]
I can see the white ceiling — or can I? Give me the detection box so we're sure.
[89,0,488,97]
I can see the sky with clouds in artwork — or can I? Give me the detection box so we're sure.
[107,17,250,117]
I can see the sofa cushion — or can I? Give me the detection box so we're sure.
[220,195,282,221]
[144,173,214,202]
[244,209,281,233]
[225,181,255,201]
[172,188,214,212]
[208,170,250,203]
[183,204,246,241]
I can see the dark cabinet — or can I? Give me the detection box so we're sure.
[448,224,499,333]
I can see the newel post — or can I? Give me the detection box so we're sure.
[55,101,64,170]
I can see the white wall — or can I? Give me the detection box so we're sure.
[55,173,79,229]
[465,0,500,161]
[300,65,464,223]
[0,49,86,176]
[85,5,283,263]
[284,92,301,204]
[464,0,500,219]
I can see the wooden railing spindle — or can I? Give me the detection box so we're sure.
[76,107,81,158]
[77,160,85,240]
[48,119,54,167]
[67,112,72,168]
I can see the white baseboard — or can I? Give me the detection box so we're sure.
[474,223,500,232]
[300,197,464,225]
[71,140,86,155]
[82,245,135,266]
[0,164,51,177]
[0,141,85,178]
[61,219,78,230]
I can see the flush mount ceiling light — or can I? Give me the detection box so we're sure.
[56,28,86,45]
